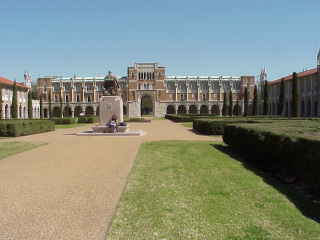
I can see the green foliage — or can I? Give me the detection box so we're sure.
[48,91,52,119]
[51,117,78,124]
[252,85,257,116]
[0,120,55,137]
[229,90,233,116]
[40,95,43,119]
[243,87,248,117]
[126,118,151,122]
[31,84,38,99]
[263,80,268,115]
[28,91,33,119]
[77,116,98,123]
[291,72,299,117]
[223,120,320,192]
[278,78,285,115]
[11,81,18,119]
[59,94,63,118]
[193,118,259,135]
[222,92,227,116]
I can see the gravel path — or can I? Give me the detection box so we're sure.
[0,120,220,240]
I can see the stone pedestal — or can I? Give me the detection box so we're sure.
[99,96,123,125]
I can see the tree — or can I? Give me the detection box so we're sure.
[11,81,18,118]
[59,93,63,118]
[229,90,233,116]
[252,85,257,116]
[40,94,43,119]
[48,91,52,119]
[291,72,299,117]
[243,87,248,117]
[263,80,268,115]
[222,92,227,116]
[28,91,33,119]
[31,84,38,99]
[278,78,285,115]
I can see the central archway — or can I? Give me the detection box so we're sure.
[140,95,153,116]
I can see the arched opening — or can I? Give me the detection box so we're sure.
[85,106,94,116]
[200,105,209,115]
[233,104,241,116]
[177,105,187,114]
[74,106,83,117]
[123,105,127,115]
[301,101,305,117]
[189,105,197,115]
[140,95,153,116]
[63,106,72,117]
[52,106,61,118]
[19,105,22,119]
[307,100,311,117]
[5,104,8,119]
[96,106,100,116]
[166,105,175,114]
[314,102,318,117]
[43,108,48,118]
[211,105,220,115]
[23,107,26,119]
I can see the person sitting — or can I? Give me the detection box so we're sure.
[109,119,117,133]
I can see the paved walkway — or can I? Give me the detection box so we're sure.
[0,120,220,240]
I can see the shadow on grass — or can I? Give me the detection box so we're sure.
[212,144,320,224]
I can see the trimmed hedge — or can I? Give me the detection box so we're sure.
[223,121,320,192]
[126,118,151,123]
[78,116,98,123]
[193,119,261,135]
[165,114,218,122]
[0,120,55,137]
[52,117,78,124]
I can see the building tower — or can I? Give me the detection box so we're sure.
[24,71,32,88]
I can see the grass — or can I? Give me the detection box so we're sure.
[55,123,92,129]
[0,141,46,160]
[108,141,320,240]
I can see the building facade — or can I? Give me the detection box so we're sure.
[268,52,320,117]
[37,63,255,118]
[0,76,40,119]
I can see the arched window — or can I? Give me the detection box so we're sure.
[87,96,91,102]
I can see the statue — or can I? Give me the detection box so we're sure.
[104,71,120,96]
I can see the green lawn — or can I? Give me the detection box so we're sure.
[0,142,45,160]
[108,141,320,240]
[55,123,92,129]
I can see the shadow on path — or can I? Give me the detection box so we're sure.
[212,144,320,224]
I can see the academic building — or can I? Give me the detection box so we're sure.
[267,52,320,117]
[37,63,255,118]
[0,76,40,119]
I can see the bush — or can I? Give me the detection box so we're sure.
[0,120,55,137]
[126,118,151,123]
[193,119,261,135]
[51,117,78,124]
[223,121,320,192]
[78,116,98,123]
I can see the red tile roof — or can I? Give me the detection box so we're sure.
[0,77,28,89]
[269,68,318,86]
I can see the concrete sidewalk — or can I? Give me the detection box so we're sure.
[0,120,219,240]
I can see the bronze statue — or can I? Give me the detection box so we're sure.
[104,71,120,96]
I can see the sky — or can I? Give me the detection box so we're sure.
[1,0,320,83]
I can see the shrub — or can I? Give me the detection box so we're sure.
[223,121,320,192]
[193,119,260,135]
[126,118,151,123]
[52,117,78,124]
[0,120,55,137]
[78,116,98,123]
